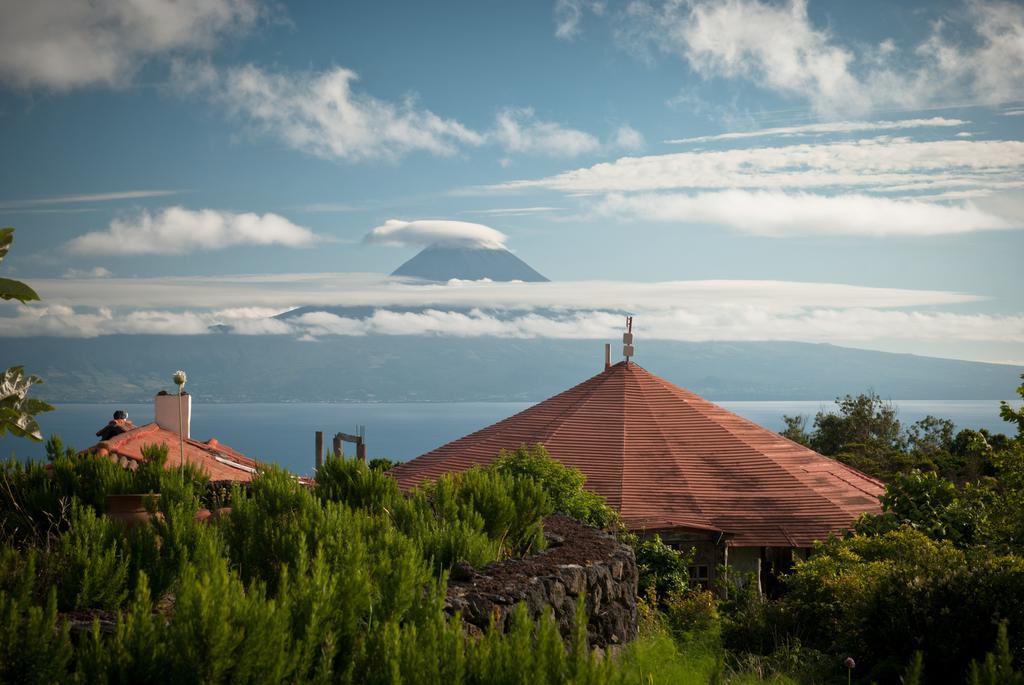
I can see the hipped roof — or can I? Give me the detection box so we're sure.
[87,423,259,481]
[391,361,884,547]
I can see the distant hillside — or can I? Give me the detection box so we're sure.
[5,336,1021,404]
[392,245,548,282]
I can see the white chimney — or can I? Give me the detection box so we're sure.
[155,392,191,439]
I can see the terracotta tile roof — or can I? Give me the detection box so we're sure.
[391,361,884,547]
[86,423,260,482]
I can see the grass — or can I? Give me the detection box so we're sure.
[616,625,801,685]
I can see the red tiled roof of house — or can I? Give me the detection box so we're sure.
[87,423,260,482]
[391,361,884,547]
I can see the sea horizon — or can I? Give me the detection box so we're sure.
[5,399,1019,477]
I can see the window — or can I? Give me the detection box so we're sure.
[688,564,710,589]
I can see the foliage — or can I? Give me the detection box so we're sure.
[491,444,621,530]
[0,228,40,304]
[774,528,1024,682]
[0,229,52,441]
[53,501,129,610]
[0,446,648,684]
[0,580,71,685]
[1000,375,1024,440]
[316,455,551,571]
[0,443,207,546]
[662,589,718,638]
[368,456,397,471]
[968,622,1024,685]
[634,534,691,599]
[0,367,54,442]
[780,389,1015,482]
[852,469,993,546]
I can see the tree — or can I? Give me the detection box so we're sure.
[811,392,903,457]
[1000,374,1024,439]
[0,228,53,441]
[780,414,811,446]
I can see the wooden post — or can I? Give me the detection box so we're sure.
[332,433,343,460]
[315,431,324,471]
[356,441,366,463]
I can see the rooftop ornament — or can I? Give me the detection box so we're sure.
[173,370,187,481]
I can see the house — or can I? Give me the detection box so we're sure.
[85,391,259,482]
[390,353,884,592]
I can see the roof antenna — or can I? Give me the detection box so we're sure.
[623,316,634,364]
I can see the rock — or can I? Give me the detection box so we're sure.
[444,514,638,649]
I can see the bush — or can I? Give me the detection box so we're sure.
[635,534,692,600]
[777,527,1024,682]
[663,590,718,638]
[490,444,620,530]
[53,501,129,611]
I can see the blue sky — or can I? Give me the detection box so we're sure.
[0,0,1022,363]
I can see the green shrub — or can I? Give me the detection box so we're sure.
[315,456,401,512]
[0,584,71,685]
[54,501,129,611]
[635,534,691,600]
[968,622,1023,685]
[776,527,1024,682]
[663,590,718,638]
[490,444,620,530]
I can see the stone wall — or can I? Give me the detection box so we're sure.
[444,514,638,648]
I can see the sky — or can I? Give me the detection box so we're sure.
[0,0,1022,364]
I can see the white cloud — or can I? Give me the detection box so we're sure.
[0,0,264,89]
[364,219,508,249]
[0,303,297,337]
[66,206,319,255]
[182,63,484,162]
[13,272,1015,353]
[622,0,1024,116]
[665,117,968,145]
[611,124,646,151]
[0,190,182,209]
[489,108,644,157]
[595,190,1015,236]
[177,62,623,162]
[491,138,1024,194]
[462,207,561,216]
[554,0,605,40]
[63,267,113,279]
[3,300,1021,346]
[29,272,982,311]
[491,108,601,157]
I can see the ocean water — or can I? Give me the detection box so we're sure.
[3,399,1018,476]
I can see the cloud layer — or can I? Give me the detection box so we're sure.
[491,134,1023,237]
[595,190,1013,237]
[4,301,1020,347]
[665,118,968,145]
[496,138,1024,195]
[28,272,981,311]
[364,220,508,249]
[0,190,181,209]
[66,207,318,255]
[6,273,1013,352]
[0,0,264,89]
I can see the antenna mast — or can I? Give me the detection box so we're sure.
[623,316,634,364]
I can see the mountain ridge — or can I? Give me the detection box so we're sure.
[6,336,1020,404]
[391,245,549,282]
